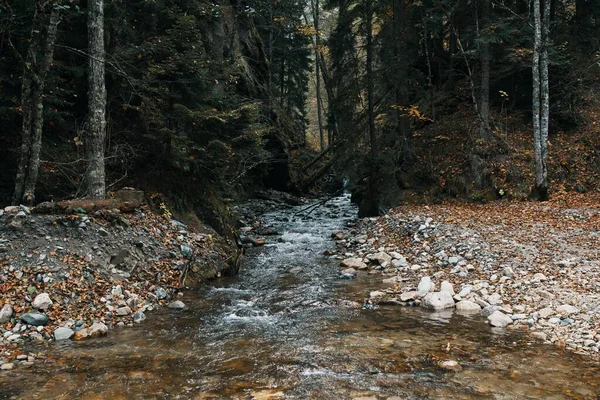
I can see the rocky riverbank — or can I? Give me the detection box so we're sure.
[332,193,600,358]
[0,197,237,370]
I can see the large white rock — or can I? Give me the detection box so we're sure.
[417,277,434,294]
[340,258,368,270]
[32,293,53,311]
[421,292,455,310]
[455,300,482,313]
[487,311,513,328]
[440,281,455,295]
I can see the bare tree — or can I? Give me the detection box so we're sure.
[86,0,107,199]
[532,0,550,200]
[12,2,61,205]
[479,0,491,138]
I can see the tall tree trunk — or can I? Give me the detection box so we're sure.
[479,0,491,138]
[13,3,60,205]
[360,0,380,218]
[314,0,325,151]
[366,0,376,159]
[532,0,549,200]
[86,0,107,199]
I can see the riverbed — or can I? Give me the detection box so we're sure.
[1,194,599,399]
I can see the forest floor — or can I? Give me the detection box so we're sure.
[0,201,237,371]
[334,192,600,358]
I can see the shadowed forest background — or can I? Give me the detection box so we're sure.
[1,0,599,229]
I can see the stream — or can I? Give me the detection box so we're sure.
[1,194,599,399]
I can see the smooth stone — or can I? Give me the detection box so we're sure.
[134,311,146,323]
[89,322,108,337]
[440,281,455,295]
[511,314,527,320]
[439,360,462,372]
[54,327,74,341]
[0,304,13,323]
[455,300,482,313]
[417,276,434,294]
[487,293,502,305]
[539,307,554,318]
[1,363,14,370]
[488,311,513,328]
[421,292,455,310]
[32,293,53,311]
[549,317,561,324]
[116,306,132,316]
[340,258,368,270]
[168,300,186,310]
[20,312,48,326]
[341,268,357,275]
[448,256,459,265]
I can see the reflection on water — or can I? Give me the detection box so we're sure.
[1,194,599,399]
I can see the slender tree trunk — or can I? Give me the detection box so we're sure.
[366,0,376,158]
[423,19,435,120]
[13,74,34,205]
[86,0,107,199]
[23,6,60,203]
[479,0,491,138]
[13,3,60,205]
[314,0,325,151]
[532,0,549,200]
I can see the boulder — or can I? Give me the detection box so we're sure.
[421,292,455,310]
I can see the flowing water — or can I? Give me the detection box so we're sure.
[1,194,599,399]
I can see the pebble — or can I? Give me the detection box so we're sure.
[168,300,186,310]
[32,293,53,311]
[54,327,75,341]
[1,363,14,370]
[0,304,13,323]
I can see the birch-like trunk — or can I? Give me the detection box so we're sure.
[532,0,549,200]
[12,4,60,205]
[479,0,491,138]
[86,0,107,199]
